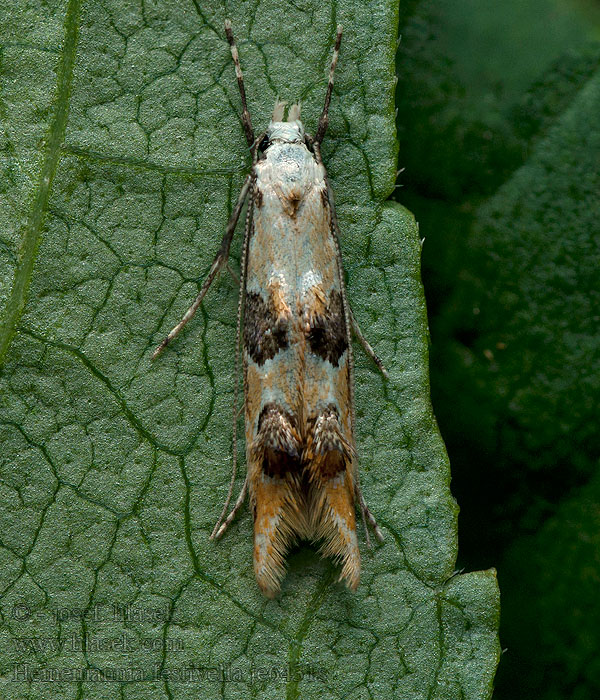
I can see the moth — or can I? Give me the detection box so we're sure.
[153,20,387,597]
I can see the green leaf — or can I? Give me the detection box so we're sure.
[462,58,600,700]
[466,59,600,500]
[0,1,499,698]
[392,3,600,697]
[396,0,600,200]
[500,472,600,700]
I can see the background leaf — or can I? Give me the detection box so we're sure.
[464,55,600,700]
[0,1,499,698]
[395,1,600,698]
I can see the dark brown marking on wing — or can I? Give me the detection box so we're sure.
[320,187,329,210]
[319,451,346,480]
[256,403,302,478]
[307,290,347,366]
[244,292,289,365]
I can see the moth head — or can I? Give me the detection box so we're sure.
[261,100,305,149]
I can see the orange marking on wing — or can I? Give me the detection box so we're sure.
[300,283,327,331]
[267,277,292,319]
[244,363,264,425]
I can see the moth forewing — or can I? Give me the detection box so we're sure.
[153,21,385,598]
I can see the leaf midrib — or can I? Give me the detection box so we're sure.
[0,0,81,365]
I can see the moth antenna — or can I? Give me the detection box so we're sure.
[314,24,343,145]
[224,19,255,147]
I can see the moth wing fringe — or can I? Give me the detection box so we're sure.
[252,476,308,597]
[250,407,307,597]
[306,457,360,591]
[304,413,360,591]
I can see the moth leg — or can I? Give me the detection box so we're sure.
[151,174,251,359]
[224,20,255,148]
[349,309,389,379]
[358,494,371,550]
[210,475,248,540]
[356,483,384,546]
[210,187,254,540]
[226,262,240,285]
[314,24,343,145]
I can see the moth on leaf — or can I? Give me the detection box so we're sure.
[153,21,387,597]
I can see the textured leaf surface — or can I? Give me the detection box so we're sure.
[468,58,600,700]
[0,1,499,698]
[501,473,600,700]
[469,62,600,479]
[395,2,600,698]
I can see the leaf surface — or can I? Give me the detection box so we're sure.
[0,1,499,698]
[468,57,600,700]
